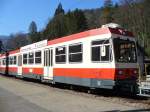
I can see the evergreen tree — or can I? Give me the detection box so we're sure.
[73,9,88,32]
[43,4,67,40]
[52,3,66,39]
[54,3,65,16]
[43,8,88,40]
[65,9,88,35]
[104,0,113,8]
[0,39,3,52]
[51,14,67,39]
[65,10,78,35]
[100,0,114,24]
[28,21,39,43]
[29,21,37,34]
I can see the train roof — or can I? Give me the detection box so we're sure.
[8,49,20,54]
[48,27,134,45]
[0,49,20,57]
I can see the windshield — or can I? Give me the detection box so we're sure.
[113,38,137,63]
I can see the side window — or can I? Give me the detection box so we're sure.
[55,46,66,63]
[69,43,83,63]
[28,52,34,64]
[91,39,111,62]
[8,57,10,65]
[3,58,6,65]
[14,56,17,65]
[9,57,13,65]
[35,51,41,64]
[101,45,110,61]
[23,54,28,64]
[18,55,22,66]
[8,56,17,65]
[92,46,100,61]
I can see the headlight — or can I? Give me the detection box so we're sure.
[133,70,138,74]
[118,70,123,75]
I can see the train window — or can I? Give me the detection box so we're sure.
[55,46,66,63]
[28,52,34,64]
[14,56,16,65]
[101,45,111,61]
[92,46,101,61]
[69,43,82,63]
[9,57,13,65]
[113,38,137,63]
[35,51,41,64]
[92,40,109,45]
[0,59,1,65]
[8,57,10,65]
[91,39,111,62]
[3,58,6,65]
[23,54,28,64]
[18,55,22,66]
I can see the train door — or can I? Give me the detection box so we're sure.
[18,55,22,76]
[44,48,53,80]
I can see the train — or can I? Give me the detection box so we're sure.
[0,23,139,93]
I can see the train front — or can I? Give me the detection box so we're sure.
[112,33,139,93]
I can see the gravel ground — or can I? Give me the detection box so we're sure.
[0,75,150,112]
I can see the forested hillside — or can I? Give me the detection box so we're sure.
[2,0,150,56]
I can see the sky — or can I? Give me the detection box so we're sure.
[0,0,118,36]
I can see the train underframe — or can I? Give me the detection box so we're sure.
[0,71,139,94]
[0,69,142,94]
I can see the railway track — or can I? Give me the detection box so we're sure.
[0,74,150,109]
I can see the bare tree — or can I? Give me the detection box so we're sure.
[5,33,29,51]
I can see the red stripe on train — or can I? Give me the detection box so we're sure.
[0,67,6,72]
[53,68,116,80]
[22,67,43,75]
[0,67,18,73]
[8,67,18,73]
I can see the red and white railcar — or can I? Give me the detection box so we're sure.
[0,23,139,92]
[0,49,20,75]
